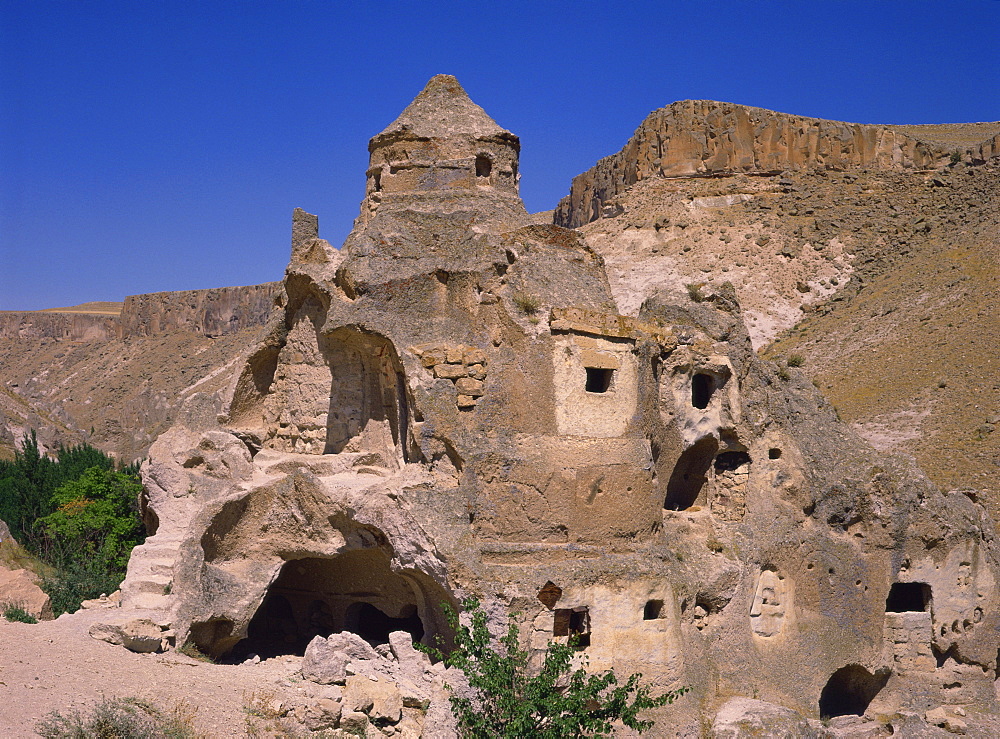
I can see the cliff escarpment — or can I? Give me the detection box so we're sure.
[555,99,999,228]
[0,282,282,342]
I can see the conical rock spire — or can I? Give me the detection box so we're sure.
[371,74,512,146]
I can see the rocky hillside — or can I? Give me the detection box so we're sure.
[559,101,999,520]
[0,283,282,462]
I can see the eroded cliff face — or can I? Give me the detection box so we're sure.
[103,78,1000,736]
[118,283,282,338]
[557,107,1000,528]
[554,99,996,229]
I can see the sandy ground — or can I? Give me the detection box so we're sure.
[0,609,306,738]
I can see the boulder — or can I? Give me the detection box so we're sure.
[301,697,342,731]
[338,711,370,735]
[0,566,52,620]
[343,675,402,724]
[302,631,381,685]
[89,618,166,653]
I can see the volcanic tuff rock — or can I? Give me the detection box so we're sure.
[562,106,999,523]
[65,76,1000,736]
[555,99,997,228]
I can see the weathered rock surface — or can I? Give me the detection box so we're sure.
[558,112,999,518]
[118,283,281,338]
[88,617,169,653]
[0,283,280,342]
[555,99,999,228]
[0,566,51,620]
[711,697,822,738]
[302,631,380,684]
[0,310,119,342]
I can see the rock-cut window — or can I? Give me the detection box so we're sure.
[585,367,614,393]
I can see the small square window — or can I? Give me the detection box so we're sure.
[585,367,613,393]
[554,606,591,648]
[643,599,664,620]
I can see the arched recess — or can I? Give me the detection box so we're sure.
[323,327,414,466]
[230,549,453,660]
[232,295,416,464]
[664,437,719,510]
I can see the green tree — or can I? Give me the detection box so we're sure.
[36,466,144,571]
[0,433,117,550]
[435,599,687,738]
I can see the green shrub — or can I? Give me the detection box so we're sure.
[431,598,687,737]
[37,696,197,739]
[178,641,215,663]
[1,602,38,623]
[512,292,541,315]
[41,559,125,617]
[787,354,805,368]
[0,433,117,552]
[37,466,144,572]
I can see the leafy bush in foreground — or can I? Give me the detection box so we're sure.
[432,598,687,738]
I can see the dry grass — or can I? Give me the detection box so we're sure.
[512,292,541,315]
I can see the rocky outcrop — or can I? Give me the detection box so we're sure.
[0,311,118,342]
[0,520,52,620]
[0,567,51,620]
[0,282,282,342]
[555,100,968,228]
[970,131,1000,163]
[118,282,282,338]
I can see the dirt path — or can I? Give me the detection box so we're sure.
[0,609,305,738]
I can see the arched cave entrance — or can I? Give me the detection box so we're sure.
[664,437,719,510]
[230,548,450,660]
[818,665,890,719]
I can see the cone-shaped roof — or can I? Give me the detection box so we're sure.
[371,75,514,146]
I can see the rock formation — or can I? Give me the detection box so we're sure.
[88,76,1000,735]
[0,282,281,342]
[0,518,52,620]
[554,99,997,229]
[0,283,283,464]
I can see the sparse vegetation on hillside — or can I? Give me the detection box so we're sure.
[512,292,541,315]
[0,432,145,615]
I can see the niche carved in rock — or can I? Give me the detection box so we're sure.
[750,568,788,638]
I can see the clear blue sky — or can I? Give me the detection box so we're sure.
[2,0,998,310]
